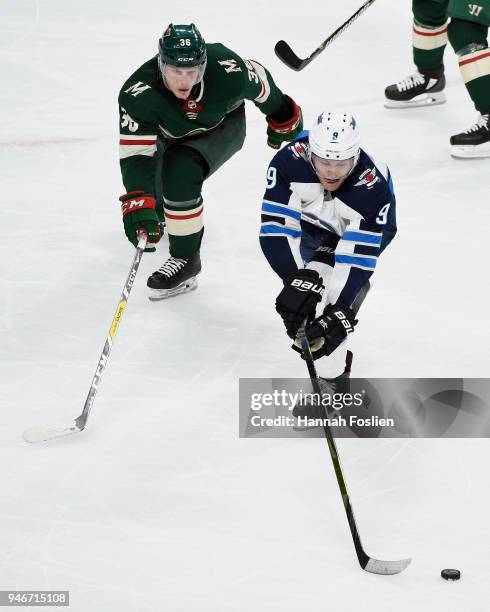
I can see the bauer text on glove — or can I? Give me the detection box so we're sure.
[275,269,324,339]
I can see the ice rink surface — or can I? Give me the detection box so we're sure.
[1,0,490,610]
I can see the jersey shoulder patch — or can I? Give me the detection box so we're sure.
[289,138,310,162]
[353,165,380,190]
[269,137,317,184]
[339,149,394,219]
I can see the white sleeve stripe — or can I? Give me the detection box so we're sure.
[248,60,271,104]
[119,144,157,159]
[119,134,158,141]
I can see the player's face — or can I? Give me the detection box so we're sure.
[311,154,354,191]
[163,64,203,99]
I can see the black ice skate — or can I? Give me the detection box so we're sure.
[147,251,201,300]
[450,113,490,159]
[384,71,446,109]
[293,350,353,423]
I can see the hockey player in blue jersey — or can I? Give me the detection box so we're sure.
[260,110,397,388]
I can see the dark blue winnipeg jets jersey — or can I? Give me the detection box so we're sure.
[259,134,397,308]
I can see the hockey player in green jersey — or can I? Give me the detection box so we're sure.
[384,0,490,158]
[118,23,303,299]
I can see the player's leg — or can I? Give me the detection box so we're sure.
[147,145,205,300]
[385,0,448,108]
[148,104,246,300]
[183,103,246,180]
[447,1,490,157]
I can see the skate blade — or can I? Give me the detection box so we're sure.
[451,142,490,159]
[148,276,198,301]
[384,92,446,109]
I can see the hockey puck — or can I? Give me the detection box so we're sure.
[441,569,461,581]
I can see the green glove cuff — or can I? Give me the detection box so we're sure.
[123,209,161,249]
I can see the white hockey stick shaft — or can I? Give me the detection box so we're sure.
[23,234,148,443]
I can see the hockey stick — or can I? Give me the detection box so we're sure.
[297,326,411,574]
[275,0,377,71]
[23,233,148,443]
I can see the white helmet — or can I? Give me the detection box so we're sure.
[309,111,361,163]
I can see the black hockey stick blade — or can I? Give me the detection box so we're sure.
[275,0,377,71]
[274,40,309,71]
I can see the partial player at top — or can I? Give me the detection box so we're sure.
[384,0,490,159]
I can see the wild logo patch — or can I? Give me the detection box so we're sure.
[182,98,203,120]
[354,167,379,189]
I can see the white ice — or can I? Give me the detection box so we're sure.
[1,1,489,610]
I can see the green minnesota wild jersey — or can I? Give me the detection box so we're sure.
[119,43,288,194]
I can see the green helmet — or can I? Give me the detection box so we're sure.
[158,23,206,68]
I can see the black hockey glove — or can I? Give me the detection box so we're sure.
[293,303,357,360]
[275,269,324,339]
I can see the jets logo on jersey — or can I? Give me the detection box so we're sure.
[182,98,203,120]
[354,167,379,189]
[291,141,309,161]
